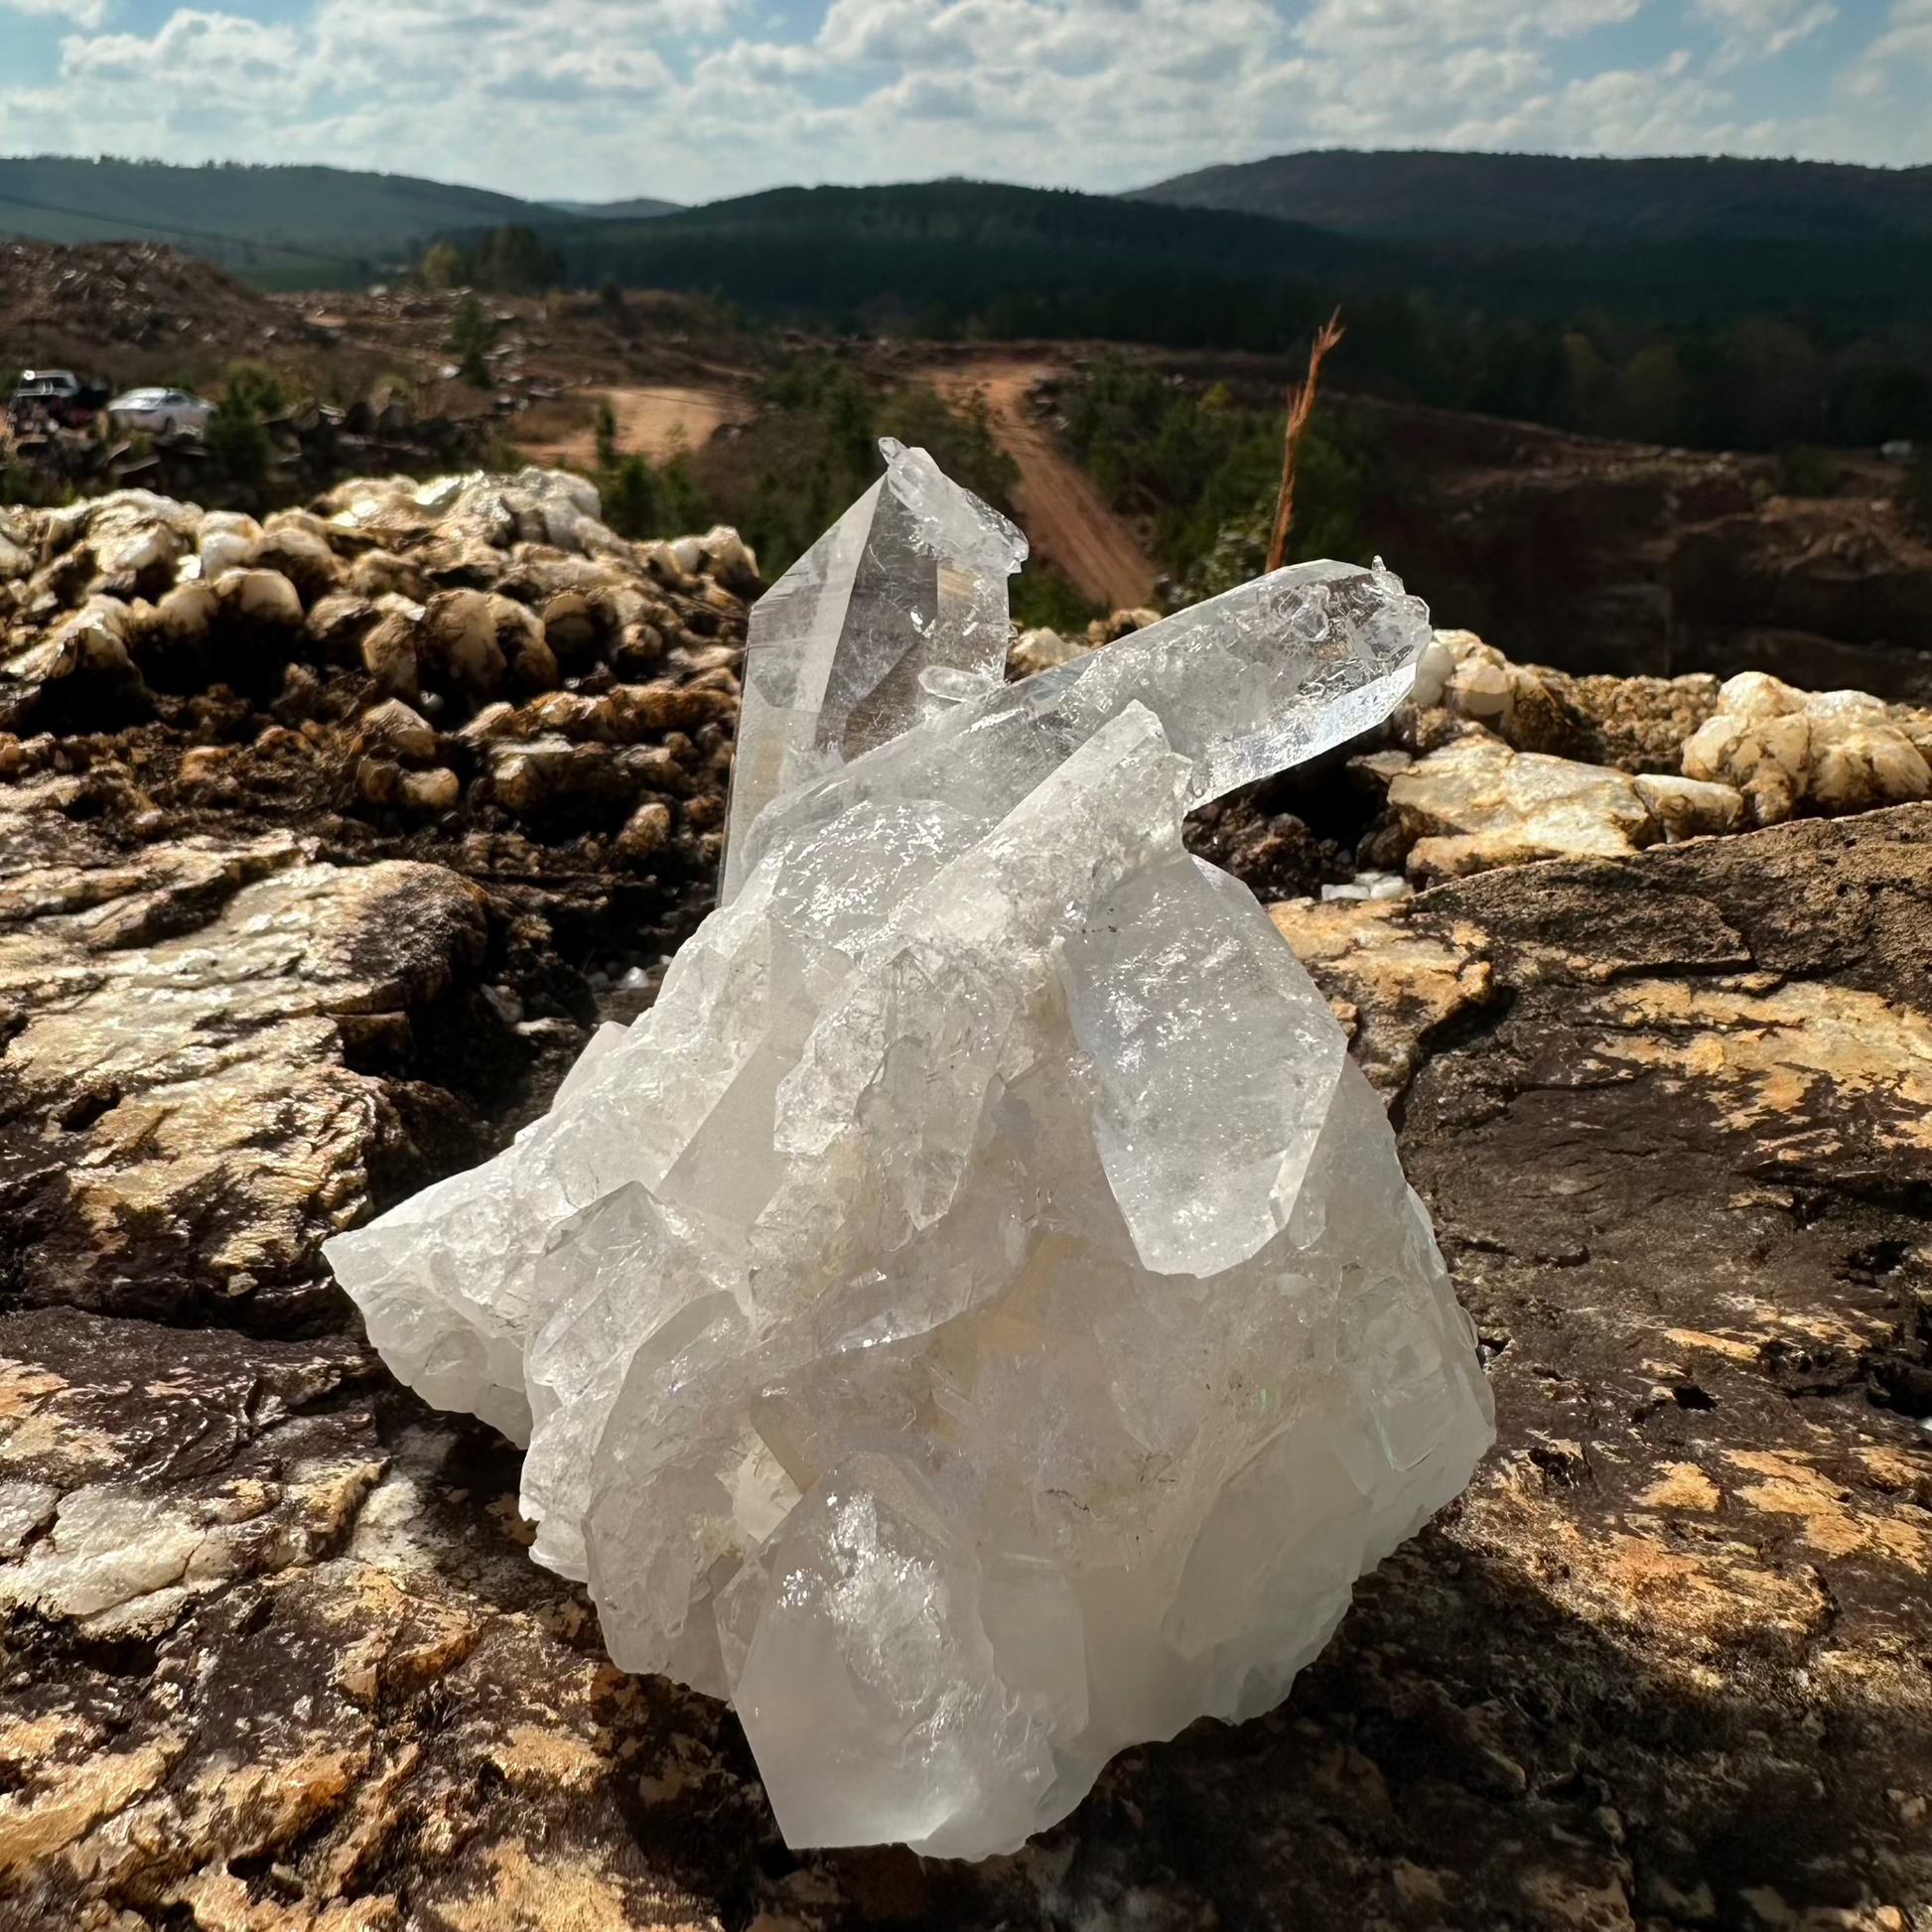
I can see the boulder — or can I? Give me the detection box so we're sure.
[1007,625,1090,678]
[358,608,421,699]
[212,566,304,632]
[489,591,558,692]
[0,780,509,1320]
[1377,733,1743,881]
[197,509,261,580]
[359,697,438,763]
[420,589,506,701]
[1682,671,1932,824]
[251,518,342,607]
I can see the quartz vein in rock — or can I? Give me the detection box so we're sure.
[326,446,1493,1862]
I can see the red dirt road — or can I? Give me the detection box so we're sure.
[925,360,1158,613]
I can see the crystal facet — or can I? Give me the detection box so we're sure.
[722,437,1027,901]
[326,448,1494,1862]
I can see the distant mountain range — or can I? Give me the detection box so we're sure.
[6,148,1932,341]
[524,181,1391,328]
[1130,149,1932,247]
[0,157,675,281]
[8,148,1931,284]
[521,175,1932,339]
[544,197,682,221]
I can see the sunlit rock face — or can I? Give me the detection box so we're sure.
[326,446,1494,1862]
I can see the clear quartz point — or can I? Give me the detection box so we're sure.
[326,460,1494,1863]
[721,437,1027,902]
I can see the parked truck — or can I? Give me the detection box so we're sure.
[6,369,110,433]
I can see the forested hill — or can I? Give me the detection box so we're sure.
[521,176,1932,339]
[531,182,1399,340]
[0,157,671,279]
[1130,150,1932,247]
[509,177,1932,454]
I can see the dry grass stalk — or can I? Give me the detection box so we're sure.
[1265,309,1345,573]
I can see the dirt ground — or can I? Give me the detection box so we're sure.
[924,357,1160,611]
[518,381,740,469]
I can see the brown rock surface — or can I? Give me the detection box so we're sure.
[0,1309,747,1932]
[4,483,1931,1927]
[0,776,521,1324]
[3,749,1929,1927]
[0,472,767,1331]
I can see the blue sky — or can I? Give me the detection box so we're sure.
[0,0,1923,205]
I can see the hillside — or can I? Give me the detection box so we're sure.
[545,197,683,220]
[0,157,640,283]
[519,177,1932,337]
[0,238,314,386]
[485,180,1932,455]
[1131,149,1932,246]
[524,181,1394,339]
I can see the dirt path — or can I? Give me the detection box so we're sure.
[521,383,738,470]
[925,360,1158,612]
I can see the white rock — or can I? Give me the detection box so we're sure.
[199,511,262,580]
[1682,672,1932,822]
[1388,733,1654,876]
[1407,630,1457,710]
[326,454,1492,1862]
[1008,626,1088,679]
[1321,870,1411,903]
[214,567,304,629]
[1631,771,1745,840]
[4,597,135,683]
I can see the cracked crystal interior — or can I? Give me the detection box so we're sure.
[326,443,1495,1861]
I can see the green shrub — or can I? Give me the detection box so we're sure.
[220,359,288,421]
[473,226,563,296]
[204,359,289,486]
[419,225,563,298]
[602,454,659,539]
[1776,445,1839,497]
[204,405,270,486]
[420,240,466,291]
[1010,568,1101,634]
[444,297,496,388]
[596,446,713,544]
[1057,353,1380,597]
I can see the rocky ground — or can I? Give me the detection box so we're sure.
[1336,395,1932,705]
[0,483,1927,1931]
[0,242,300,379]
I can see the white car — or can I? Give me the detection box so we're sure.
[106,387,214,437]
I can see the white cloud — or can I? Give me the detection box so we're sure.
[1299,0,1642,52]
[63,10,300,82]
[1795,0,1932,160]
[0,0,107,26]
[1695,0,1836,67]
[0,0,1923,206]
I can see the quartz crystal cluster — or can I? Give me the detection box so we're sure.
[326,440,1494,1861]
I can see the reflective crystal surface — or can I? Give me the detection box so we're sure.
[326,449,1494,1862]
[722,437,1028,901]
